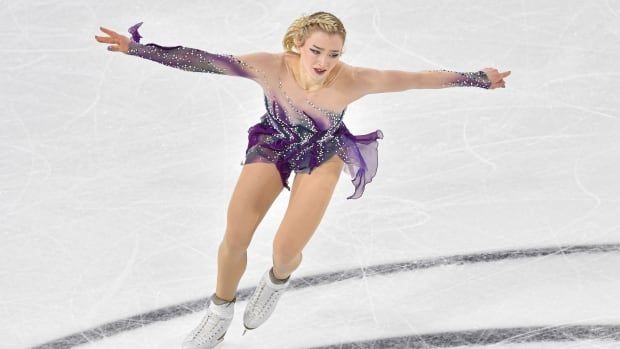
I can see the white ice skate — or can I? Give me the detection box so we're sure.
[242,267,291,335]
[182,294,236,349]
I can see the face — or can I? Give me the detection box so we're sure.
[296,30,344,82]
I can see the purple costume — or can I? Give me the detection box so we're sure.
[124,22,490,199]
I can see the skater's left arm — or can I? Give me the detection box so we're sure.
[350,66,510,96]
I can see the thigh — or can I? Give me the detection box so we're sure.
[273,154,345,255]
[225,162,283,250]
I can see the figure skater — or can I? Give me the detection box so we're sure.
[95,11,510,349]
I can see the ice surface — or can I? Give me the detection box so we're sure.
[1,0,619,348]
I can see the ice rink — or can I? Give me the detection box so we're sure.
[2,0,620,348]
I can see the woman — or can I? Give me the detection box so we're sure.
[95,11,510,349]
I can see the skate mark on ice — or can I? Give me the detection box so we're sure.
[306,324,620,348]
[31,243,620,348]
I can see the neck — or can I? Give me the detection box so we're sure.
[297,59,324,92]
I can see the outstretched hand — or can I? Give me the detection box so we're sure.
[95,26,130,53]
[481,68,511,89]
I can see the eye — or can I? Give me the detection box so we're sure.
[330,54,340,58]
[310,49,320,55]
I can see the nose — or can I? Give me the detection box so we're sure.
[317,55,327,67]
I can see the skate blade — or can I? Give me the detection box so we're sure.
[242,325,254,336]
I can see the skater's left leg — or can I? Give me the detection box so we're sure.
[272,154,345,279]
[243,155,344,333]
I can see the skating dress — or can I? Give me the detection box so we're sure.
[124,22,490,199]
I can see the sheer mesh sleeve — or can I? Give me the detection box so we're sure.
[125,21,263,82]
[434,70,491,89]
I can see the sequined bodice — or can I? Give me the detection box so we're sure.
[262,72,346,142]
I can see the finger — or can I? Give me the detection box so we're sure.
[95,35,115,44]
[99,26,117,36]
[107,45,119,52]
[501,71,511,78]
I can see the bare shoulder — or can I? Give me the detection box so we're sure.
[334,62,374,102]
[342,64,376,83]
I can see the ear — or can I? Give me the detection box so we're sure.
[293,37,304,52]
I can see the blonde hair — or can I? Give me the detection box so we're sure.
[282,11,347,54]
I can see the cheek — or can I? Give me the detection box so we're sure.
[300,52,313,65]
[302,56,315,69]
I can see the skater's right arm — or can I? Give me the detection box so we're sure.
[95,23,272,83]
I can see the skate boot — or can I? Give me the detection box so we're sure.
[242,267,291,335]
[182,293,236,349]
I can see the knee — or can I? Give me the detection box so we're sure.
[221,233,250,254]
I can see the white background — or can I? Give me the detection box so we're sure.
[1,0,619,348]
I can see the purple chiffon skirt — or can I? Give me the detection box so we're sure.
[242,116,383,200]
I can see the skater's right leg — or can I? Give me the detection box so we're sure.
[182,162,283,349]
[216,162,284,301]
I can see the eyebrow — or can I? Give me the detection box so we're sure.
[312,45,341,53]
